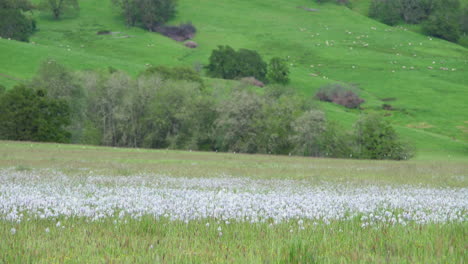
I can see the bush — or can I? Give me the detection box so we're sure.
[112,0,176,30]
[460,7,468,34]
[423,11,461,42]
[369,0,401,26]
[316,84,364,109]
[206,45,267,82]
[400,0,434,24]
[353,113,413,160]
[267,57,290,84]
[154,22,196,41]
[0,85,70,143]
[0,8,34,41]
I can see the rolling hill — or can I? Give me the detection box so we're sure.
[0,0,467,159]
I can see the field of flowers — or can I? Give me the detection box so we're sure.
[0,141,467,263]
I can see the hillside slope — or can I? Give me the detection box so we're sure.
[0,0,467,159]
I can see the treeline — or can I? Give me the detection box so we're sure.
[369,0,468,43]
[0,61,412,160]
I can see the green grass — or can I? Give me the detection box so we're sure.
[2,217,466,263]
[0,0,467,159]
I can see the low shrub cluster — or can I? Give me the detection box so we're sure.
[0,60,412,160]
[112,0,176,30]
[206,45,289,84]
[154,23,196,41]
[315,84,365,109]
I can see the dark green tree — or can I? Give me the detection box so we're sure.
[206,45,267,82]
[0,8,34,41]
[0,85,70,142]
[353,113,412,160]
[423,10,461,42]
[31,60,86,143]
[235,49,267,82]
[267,57,290,84]
[369,0,401,26]
[206,45,238,79]
[112,0,176,30]
[40,0,79,19]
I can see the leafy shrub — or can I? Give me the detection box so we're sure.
[316,84,364,109]
[353,113,413,160]
[423,11,461,42]
[399,0,435,24]
[154,22,196,41]
[460,7,468,34]
[369,0,401,26]
[206,45,267,82]
[0,85,71,143]
[0,8,34,41]
[267,57,290,84]
[112,0,176,30]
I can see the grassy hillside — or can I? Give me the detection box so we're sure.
[0,0,467,159]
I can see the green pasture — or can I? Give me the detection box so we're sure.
[0,0,467,158]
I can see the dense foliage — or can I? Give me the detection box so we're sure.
[0,61,412,160]
[206,46,268,82]
[369,0,464,42]
[0,85,70,142]
[0,0,35,41]
[39,0,79,19]
[354,113,413,160]
[112,0,176,30]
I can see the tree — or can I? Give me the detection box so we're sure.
[31,60,86,143]
[206,45,267,82]
[400,0,435,24]
[0,0,34,11]
[267,57,290,84]
[459,6,468,34]
[423,10,461,42]
[353,113,412,160]
[290,110,327,157]
[40,0,79,19]
[0,85,70,142]
[143,80,214,150]
[112,0,176,30]
[214,89,264,153]
[369,0,401,26]
[235,49,267,82]
[206,45,238,79]
[0,8,34,41]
